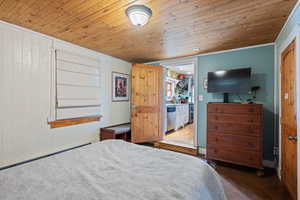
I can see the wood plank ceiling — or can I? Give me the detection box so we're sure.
[0,0,297,63]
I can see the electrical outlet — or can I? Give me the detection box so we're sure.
[198,95,204,101]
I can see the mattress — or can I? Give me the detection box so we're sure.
[0,140,226,200]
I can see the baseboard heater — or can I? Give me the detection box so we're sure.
[0,143,91,171]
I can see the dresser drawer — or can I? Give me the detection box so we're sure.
[207,122,261,136]
[208,104,262,114]
[207,147,262,169]
[207,133,260,152]
[208,113,261,124]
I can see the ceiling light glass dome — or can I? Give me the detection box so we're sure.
[126,5,152,27]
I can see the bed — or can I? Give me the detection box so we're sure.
[0,140,226,200]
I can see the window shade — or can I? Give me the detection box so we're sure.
[55,50,101,120]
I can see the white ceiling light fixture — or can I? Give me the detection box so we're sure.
[126,5,152,27]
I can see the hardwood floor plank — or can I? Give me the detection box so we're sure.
[215,163,291,200]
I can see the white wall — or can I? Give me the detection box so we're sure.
[0,21,131,168]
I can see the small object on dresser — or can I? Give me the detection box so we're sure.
[100,123,131,142]
[247,86,261,103]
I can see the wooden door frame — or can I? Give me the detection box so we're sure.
[157,58,199,147]
[277,24,300,197]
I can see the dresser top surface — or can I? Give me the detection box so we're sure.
[208,102,262,104]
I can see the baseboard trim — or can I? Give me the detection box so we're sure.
[263,160,277,168]
[0,143,91,171]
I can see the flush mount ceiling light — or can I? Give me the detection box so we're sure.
[126,5,152,27]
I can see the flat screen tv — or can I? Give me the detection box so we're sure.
[207,68,251,102]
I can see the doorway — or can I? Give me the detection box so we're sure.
[158,60,198,152]
[280,40,297,200]
[131,62,198,155]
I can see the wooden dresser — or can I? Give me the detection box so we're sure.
[207,103,263,169]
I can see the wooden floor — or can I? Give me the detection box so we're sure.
[156,123,197,155]
[212,162,291,200]
[163,123,194,147]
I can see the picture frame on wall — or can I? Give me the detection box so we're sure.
[112,72,129,102]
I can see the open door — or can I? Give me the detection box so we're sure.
[131,64,163,143]
[281,40,297,200]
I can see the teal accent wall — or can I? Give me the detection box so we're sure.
[197,45,275,161]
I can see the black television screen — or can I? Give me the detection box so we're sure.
[207,68,251,93]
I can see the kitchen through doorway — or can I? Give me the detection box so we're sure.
[161,61,198,150]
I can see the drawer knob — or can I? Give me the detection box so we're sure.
[288,136,297,141]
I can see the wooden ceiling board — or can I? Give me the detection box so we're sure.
[0,0,297,63]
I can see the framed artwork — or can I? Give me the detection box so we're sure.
[112,72,129,101]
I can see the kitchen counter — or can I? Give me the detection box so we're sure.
[166,103,189,106]
[166,104,189,132]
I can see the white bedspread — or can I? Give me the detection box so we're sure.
[0,140,226,200]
